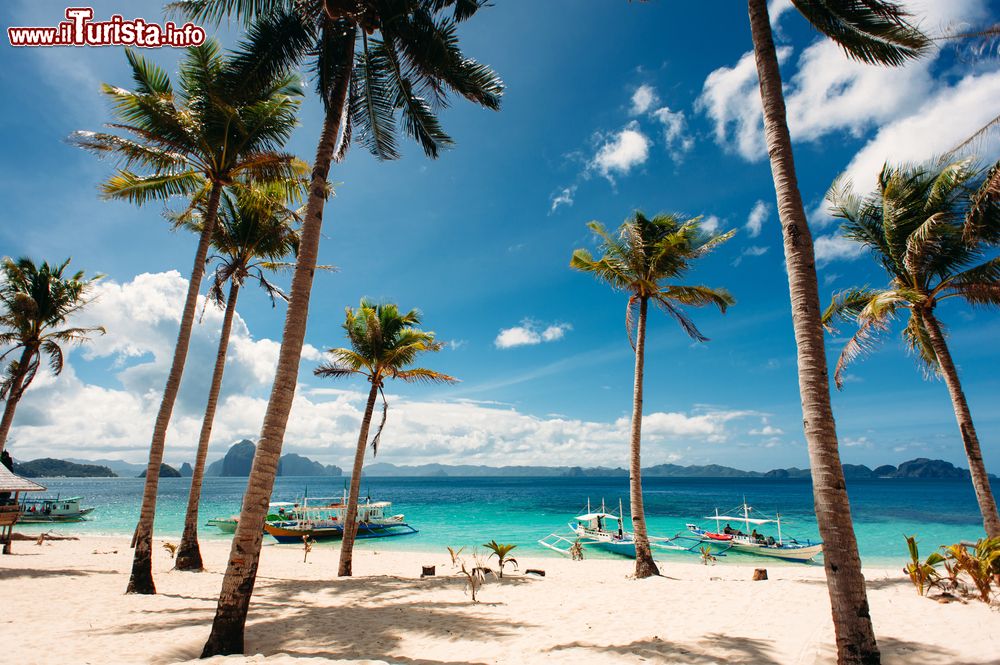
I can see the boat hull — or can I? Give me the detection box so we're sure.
[729,541,823,562]
[19,507,94,523]
[265,521,418,544]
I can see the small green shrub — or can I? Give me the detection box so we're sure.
[483,540,518,578]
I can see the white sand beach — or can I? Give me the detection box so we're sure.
[0,536,997,665]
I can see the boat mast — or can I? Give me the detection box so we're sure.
[715,507,721,533]
[743,499,750,535]
[777,512,783,545]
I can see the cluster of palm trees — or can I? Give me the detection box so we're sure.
[1,1,996,664]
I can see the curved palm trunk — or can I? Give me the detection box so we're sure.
[176,280,242,571]
[0,347,34,455]
[921,309,1000,537]
[747,2,879,663]
[201,32,356,658]
[338,382,380,577]
[127,182,223,595]
[630,297,659,578]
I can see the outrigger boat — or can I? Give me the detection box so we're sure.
[677,502,823,563]
[18,495,94,523]
[206,502,297,534]
[539,498,678,558]
[264,494,417,544]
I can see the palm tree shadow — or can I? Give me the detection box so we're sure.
[0,566,117,580]
[875,637,999,665]
[547,633,782,665]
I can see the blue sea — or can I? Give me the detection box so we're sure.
[14,476,994,565]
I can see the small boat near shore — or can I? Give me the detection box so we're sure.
[539,499,677,558]
[263,495,417,544]
[206,502,297,534]
[18,496,94,523]
[676,502,823,562]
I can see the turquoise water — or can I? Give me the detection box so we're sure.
[14,476,994,565]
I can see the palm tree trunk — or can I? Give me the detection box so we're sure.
[338,382,380,577]
[201,30,356,658]
[176,280,242,571]
[630,297,659,578]
[0,346,34,453]
[920,308,1000,537]
[127,182,223,595]
[747,2,879,663]
[0,347,34,456]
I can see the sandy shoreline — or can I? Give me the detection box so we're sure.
[0,535,997,665]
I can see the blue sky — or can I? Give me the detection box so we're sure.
[1,0,998,472]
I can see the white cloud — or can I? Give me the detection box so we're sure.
[630,84,659,115]
[743,245,770,257]
[701,215,722,234]
[813,233,866,265]
[495,320,572,349]
[768,0,795,26]
[746,200,769,237]
[550,185,576,213]
[591,121,651,179]
[652,106,694,161]
[750,418,784,436]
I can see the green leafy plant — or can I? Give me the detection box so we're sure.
[162,542,178,559]
[941,537,1000,603]
[903,535,944,596]
[700,546,717,566]
[483,540,518,578]
[447,546,465,568]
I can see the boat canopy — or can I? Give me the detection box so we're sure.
[575,512,620,522]
[706,515,776,524]
[269,502,296,508]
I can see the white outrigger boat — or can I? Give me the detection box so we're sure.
[679,502,823,563]
[18,495,94,523]
[539,499,677,558]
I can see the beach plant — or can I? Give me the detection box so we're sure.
[569,539,585,561]
[302,536,314,564]
[162,542,178,559]
[458,552,488,603]
[729,1,931,660]
[940,537,1000,603]
[571,212,734,579]
[699,546,717,566]
[447,546,465,568]
[903,535,944,596]
[314,301,457,578]
[0,258,104,455]
[173,181,307,572]
[71,41,303,595]
[823,159,1000,538]
[172,3,503,655]
[483,540,518,578]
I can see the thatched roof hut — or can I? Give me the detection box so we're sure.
[0,464,46,554]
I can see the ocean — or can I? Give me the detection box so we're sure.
[14,475,994,565]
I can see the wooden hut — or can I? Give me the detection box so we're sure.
[0,463,46,554]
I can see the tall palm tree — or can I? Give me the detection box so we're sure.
[571,212,734,579]
[72,41,303,595]
[174,182,306,571]
[175,2,503,655]
[822,159,1000,538]
[314,300,456,577]
[741,2,929,661]
[0,258,104,454]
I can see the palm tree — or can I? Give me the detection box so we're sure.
[571,212,735,579]
[742,2,929,661]
[173,2,503,655]
[314,300,456,577]
[174,183,306,571]
[0,258,104,454]
[822,159,1000,538]
[72,41,303,595]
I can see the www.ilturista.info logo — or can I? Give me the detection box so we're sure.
[7,7,206,48]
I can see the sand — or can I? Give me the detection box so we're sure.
[0,535,997,665]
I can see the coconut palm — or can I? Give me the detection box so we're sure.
[173,2,502,655]
[0,258,104,454]
[71,41,303,595]
[314,300,456,576]
[174,182,306,571]
[822,159,1000,538]
[571,212,735,579]
[739,2,930,661]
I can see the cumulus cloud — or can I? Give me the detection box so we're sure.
[701,215,722,234]
[550,185,576,213]
[813,233,866,264]
[495,320,572,349]
[630,84,659,115]
[652,106,694,161]
[746,200,769,238]
[591,121,651,179]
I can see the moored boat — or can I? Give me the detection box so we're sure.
[206,502,297,534]
[264,496,417,543]
[539,498,678,558]
[678,502,823,562]
[18,496,94,523]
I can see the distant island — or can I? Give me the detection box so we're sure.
[15,446,993,481]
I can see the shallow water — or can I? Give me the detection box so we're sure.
[15,475,993,565]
